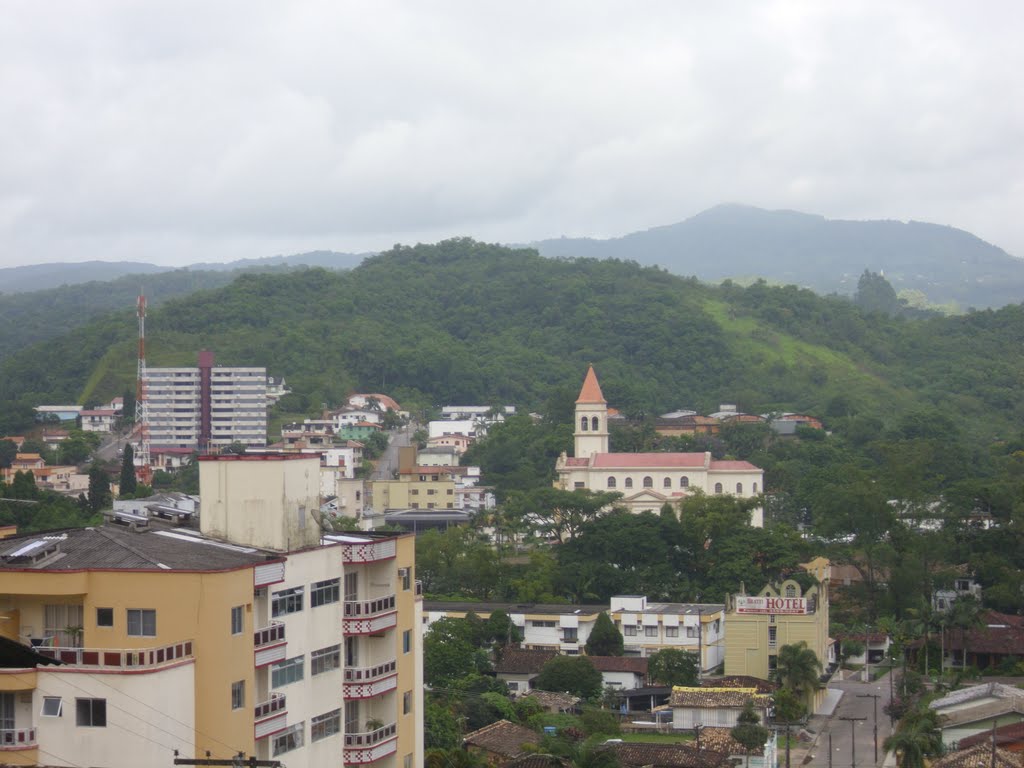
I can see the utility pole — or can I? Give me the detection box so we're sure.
[858,693,881,764]
[840,716,867,768]
[828,732,832,768]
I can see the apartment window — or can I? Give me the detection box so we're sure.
[271,586,304,617]
[41,697,63,717]
[410,489,419,495]
[311,578,340,607]
[531,620,556,628]
[127,609,156,637]
[271,656,305,688]
[644,626,658,637]
[96,607,113,627]
[311,645,341,675]
[665,627,679,638]
[562,628,578,642]
[311,709,341,742]
[231,606,244,635]
[686,626,698,638]
[768,626,778,649]
[624,626,637,636]
[76,698,106,727]
[427,489,436,496]
[403,630,411,654]
[231,681,245,710]
[345,701,360,734]
[399,568,411,591]
[272,723,304,756]
[344,573,358,601]
[403,690,413,715]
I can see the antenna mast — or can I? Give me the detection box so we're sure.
[135,293,151,478]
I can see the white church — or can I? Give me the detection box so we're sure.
[554,366,765,526]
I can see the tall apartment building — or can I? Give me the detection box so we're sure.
[143,350,267,451]
[0,454,423,768]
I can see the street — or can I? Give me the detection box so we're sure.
[371,423,414,481]
[804,671,894,768]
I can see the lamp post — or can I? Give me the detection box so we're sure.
[857,693,880,764]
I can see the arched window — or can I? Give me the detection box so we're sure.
[624,478,633,489]
[591,416,599,431]
[753,482,758,494]
[663,478,672,488]
[680,476,689,488]
[607,477,617,489]
[580,417,588,431]
[736,482,743,494]
[643,476,653,488]
[714,482,723,494]
[785,584,797,598]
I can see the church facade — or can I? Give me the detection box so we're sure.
[554,366,764,526]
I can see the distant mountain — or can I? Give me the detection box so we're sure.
[0,250,367,294]
[532,205,1024,309]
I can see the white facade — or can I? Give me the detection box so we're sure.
[427,420,477,439]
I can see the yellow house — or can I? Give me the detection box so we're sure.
[370,478,457,511]
[723,572,832,711]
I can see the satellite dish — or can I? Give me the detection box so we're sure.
[309,508,337,533]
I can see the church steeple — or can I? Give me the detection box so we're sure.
[574,365,609,459]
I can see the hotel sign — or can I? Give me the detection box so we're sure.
[735,596,808,615]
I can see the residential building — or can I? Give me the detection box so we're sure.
[462,720,540,765]
[929,683,1024,748]
[723,575,832,712]
[424,434,473,455]
[554,367,765,522]
[439,405,514,422]
[494,649,556,694]
[78,408,120,433]
[669,685,772,730]
[588,655,648,690]
[141,350,267,453]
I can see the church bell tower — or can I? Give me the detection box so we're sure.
[574,365,609,459]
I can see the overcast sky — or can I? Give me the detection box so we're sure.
[2,1,1023,269]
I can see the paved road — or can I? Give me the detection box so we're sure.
[804,672,895,768]
[371,424,414,481]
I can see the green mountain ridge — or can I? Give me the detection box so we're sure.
[2,239,1022,448]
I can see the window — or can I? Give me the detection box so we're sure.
[607,477,617,489]
[591,417,599,431]
[427,489,436,496]
[405,754,414,768]
[231,681,245,710]
[272,723,304,756]
[311,645,341,675]
[643,476,653,488]
[680,476,689,488]
[768,626,778,648]
[624,478,633,489]
[624,625,637,636]
[531,620,556,628]
[271,656,305,688]
[714,483,723,494]
[736,482,743,494]
[272,586,304,617]
[96,608,113,628]
[507,682,519,691]
[399,568,411,590]
[403,690,413,715]
[346,637,359,666]
[231,606,244,635]
[344,573,358,601]
[665,627,679,638]
[76,698,106,727]
[311,709,340,742]
[663,478,671,488]
[753,482,758,493]
[403,630,411,653]
[41,697,63,717]
[345,701,360,734]
[581,417,589,431]
[562,628,578,642]
[686,626,698,638]
[127,609,156,637]
[410,489,419,495]
[645,626,657,637]
[311,578,340,607]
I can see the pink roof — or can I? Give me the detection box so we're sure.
[710,460,759,470]
[592,452,709,468]
[565,457,590,467]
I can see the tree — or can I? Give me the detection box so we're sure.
[119,444,137,497]
[772,687,806,768]
[585,612,623,656]
[87,465,111,514]
[508,488,622,544]
[855,270,900,315]
[535,655,603,700]
[883,705,943,768]
[775,642,822,709]
[647,648,699,687]
[0,440,18,469]
[839,638,865,666]
[730,700,768,768]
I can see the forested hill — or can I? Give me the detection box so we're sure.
[534,204,1024,310]
[2,238,1024,442]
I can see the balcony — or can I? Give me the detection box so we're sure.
[343,595,397,635]
[35,640,193,670]
[341,538,397,564]
[343,722,398,764]
[343,660,398,699]
[0,728,37,750]
[254,622,287,668]
[254,694,287,740]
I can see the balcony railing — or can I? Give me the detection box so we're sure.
[341,538,397,564]
[35,641,193,670]
[343,660,398,699]
[254,693,286,721]
[254,622,285,648]
[339,720,395,765]
[344,659,397,682]
[343,595,397,634]
[0,728,37,749]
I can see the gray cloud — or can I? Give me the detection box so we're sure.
[1,1,1023,267]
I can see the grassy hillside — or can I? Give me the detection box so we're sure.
[1,238,1022,442]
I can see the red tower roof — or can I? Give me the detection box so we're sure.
[576,365,606,404]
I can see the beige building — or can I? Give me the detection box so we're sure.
[0,453,423,768]
[554,367,765,523]
[723,572,832,711]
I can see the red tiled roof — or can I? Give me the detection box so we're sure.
[943,610,1024,655]
[698,727,765,757]
[708,460,759,470]
[932,744,1022,768]
[576,366,606,404]
[707,676,777,693]
[587,656,649,675]
[564,457,590,467]
[495,649,557,675]
[463,720,540,759]
[958,721,1024,749]
[592,453,709,468]
[606,742,731,768]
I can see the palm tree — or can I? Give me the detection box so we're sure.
[946,595,984,670]
[883,706,943,768]
[776,642,823,708]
